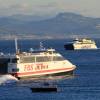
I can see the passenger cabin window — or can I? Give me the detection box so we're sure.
[48,51,52,54]
[47,51,57,54]
[36,56,52,62]
[12,68,19,72]
[36,56,64,62]
[0,58,10,63]
[53,56,65,61]
[53,51,57,53]
[11,58,19,63]
[20,57,35,63]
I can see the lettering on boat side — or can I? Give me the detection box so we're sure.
[24,64,48,71]
[24,64,34,71]
[35,64,48,70]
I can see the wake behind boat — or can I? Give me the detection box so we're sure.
[0,74,18,85]
[0,40,76,79]
[64,38,97,50]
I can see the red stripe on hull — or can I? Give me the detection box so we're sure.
[12,67,75,77]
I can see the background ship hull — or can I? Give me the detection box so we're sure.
[64,44,74,50]
[64,43,97,50]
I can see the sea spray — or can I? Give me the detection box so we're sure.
[0,74,18,85]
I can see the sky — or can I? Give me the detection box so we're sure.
[0,0,100,17]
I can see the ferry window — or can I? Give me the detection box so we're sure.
[53,51,57,53]
[36,56,52,62]
[7,59,10,62]
[12,68,19,72]
[20,57,35,63]
[53,56,64,61]
[11,58,19,63]
[48,51,52,54]
[0,58,10,63]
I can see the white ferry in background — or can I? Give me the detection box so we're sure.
[64,38,97,50]
[0,40,76,79]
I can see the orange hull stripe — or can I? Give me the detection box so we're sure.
[14,67,75,76]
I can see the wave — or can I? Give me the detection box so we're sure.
[0,74,18,85]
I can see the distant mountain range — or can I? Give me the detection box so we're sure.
[0,12,100,39]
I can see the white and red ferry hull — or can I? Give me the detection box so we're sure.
[8,61,76,78]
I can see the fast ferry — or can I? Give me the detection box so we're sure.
[64,38,97,50]
[0,40,76,79]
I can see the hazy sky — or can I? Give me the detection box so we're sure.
[0,0,100,17]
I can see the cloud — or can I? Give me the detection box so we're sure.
[55,0,100,17]
[0,0,100,17]
[10,3,31,12]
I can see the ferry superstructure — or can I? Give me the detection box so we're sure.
[64,38,97,50]
[0,41,76,79]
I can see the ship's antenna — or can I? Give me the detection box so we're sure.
[40,42,43,49]
[40,41,45,50]
[15,38,19,54]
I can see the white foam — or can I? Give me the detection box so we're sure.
[0,74,18,85]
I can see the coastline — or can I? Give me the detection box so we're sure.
[0,33,100,40]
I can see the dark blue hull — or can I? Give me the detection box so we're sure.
[64,44,74,50]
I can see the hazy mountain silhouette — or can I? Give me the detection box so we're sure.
[0,12,100,36]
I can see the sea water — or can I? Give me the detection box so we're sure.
[0,39,100,100]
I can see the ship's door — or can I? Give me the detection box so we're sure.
[0,58,10,74]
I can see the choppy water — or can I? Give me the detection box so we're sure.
[0,39,100,100]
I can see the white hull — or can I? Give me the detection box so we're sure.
[64,38,97,50]
[73,43,97,50]
[8,60,76,78]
